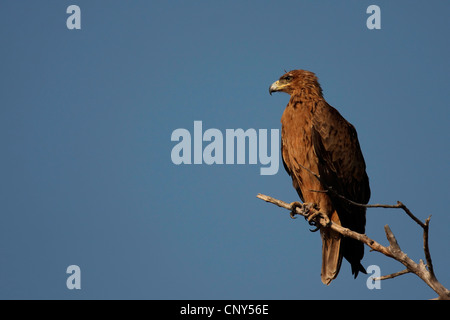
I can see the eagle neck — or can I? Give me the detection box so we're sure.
[289,92,323,112]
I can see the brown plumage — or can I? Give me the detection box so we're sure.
[269,70,370,285]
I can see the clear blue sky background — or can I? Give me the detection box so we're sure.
[1,1,449,300]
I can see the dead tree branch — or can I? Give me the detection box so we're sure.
[372,268,411,281]
[256,193,450,300]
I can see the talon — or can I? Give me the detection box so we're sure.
[303,204,330,230]
[307,217,320,232]
[289,201,303,220]
[306,210,321,223]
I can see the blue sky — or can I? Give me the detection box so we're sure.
[0,1,449,299]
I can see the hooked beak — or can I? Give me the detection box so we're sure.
[269,80,282,95]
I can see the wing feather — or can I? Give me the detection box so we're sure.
[311,101,370,206]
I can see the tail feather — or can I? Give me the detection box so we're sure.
[320,206,367,285]
[343,236,367,279]
[320,212,343,285]
[351,262,367,279]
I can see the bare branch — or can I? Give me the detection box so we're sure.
[384,225,401,254]
[256,193,450,300]
[423,216,435,279]
[372,269,411,281]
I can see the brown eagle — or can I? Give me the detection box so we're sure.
[269,69,370,285]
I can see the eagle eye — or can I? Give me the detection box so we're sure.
[283,76,293,81]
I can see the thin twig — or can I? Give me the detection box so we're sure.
[423,217,435,279]
[373,269,411,281]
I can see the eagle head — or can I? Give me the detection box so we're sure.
[269,69,323,97]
